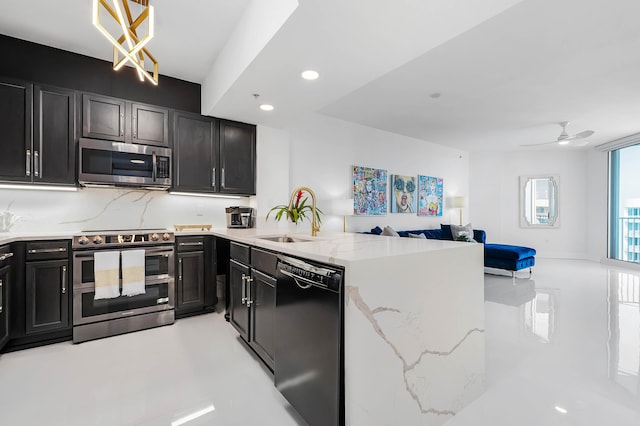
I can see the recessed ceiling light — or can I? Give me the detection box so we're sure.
[301,70,319,80]
[260,104,274,111]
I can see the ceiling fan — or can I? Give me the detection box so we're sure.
[521,121,595,147]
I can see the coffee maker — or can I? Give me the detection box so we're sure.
[225,206,255,228]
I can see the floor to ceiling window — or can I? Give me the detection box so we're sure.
[610,144,640,263]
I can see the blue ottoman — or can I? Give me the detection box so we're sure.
[484,244,536,277]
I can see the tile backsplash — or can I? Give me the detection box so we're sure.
[0,187,250,233]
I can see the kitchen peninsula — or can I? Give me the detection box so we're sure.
[212,228,485,426]
[0,228,483,425]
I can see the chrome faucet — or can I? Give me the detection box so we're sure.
[288,186,320,237]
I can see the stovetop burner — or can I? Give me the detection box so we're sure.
[73,229,174,249]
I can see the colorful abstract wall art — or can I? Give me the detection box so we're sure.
[418,175,443,217]
[353,165,387,215]
[390,174,417,213]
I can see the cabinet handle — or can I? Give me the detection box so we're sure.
[245,276,254,307]
[61,265,67,294]
[179,258,183,282]
[0,252,14,262]
[120,112,125,136]
[178,242,203,247]
[28,247,67,254]
[241,274,247,304]
[221,168,225,188]
[26,149,31,177]
[34,150,40,177]
[211,168,216,188]
[0,278,3,314]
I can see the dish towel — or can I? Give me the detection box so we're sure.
[121,249,146,296]
[94,251,121,300]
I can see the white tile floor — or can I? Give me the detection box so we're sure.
[0,259,639,425]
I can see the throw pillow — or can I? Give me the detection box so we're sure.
[381,225,400,237]
[370,226,383,235]
[408,232,426,239]
[440,224,453,240]
[450,223,475,242]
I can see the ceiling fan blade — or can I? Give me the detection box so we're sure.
[572,130,595,139]
[520,140,561,147]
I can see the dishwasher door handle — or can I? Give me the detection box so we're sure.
[279,269,316,289]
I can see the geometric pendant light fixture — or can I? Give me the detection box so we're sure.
[92,0,158,85]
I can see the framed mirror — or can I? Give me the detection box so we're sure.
[520,175,559,228]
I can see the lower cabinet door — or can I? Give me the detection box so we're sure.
[0,265,10,350]
[177,251,205,314]
[25,259,69,335]
[229,259,250,341]
[249,269,276,369]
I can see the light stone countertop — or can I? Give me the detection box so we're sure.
[1,228,472,268]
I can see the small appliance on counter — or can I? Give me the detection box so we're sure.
[225,206,255,228]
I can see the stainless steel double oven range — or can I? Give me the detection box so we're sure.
[72,230,175,343]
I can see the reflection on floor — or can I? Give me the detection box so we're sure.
[0,259,638,425]
[449,259,640,425]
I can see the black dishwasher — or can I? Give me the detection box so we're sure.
[275,255,344,426]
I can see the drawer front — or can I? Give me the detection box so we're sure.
[176,236,205,252]
[251,247,277,276]
[230,242,250,264]
[26,240,70,261]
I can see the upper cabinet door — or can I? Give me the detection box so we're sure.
[131,102,169,147]
[173,111,218,192]
[34,85,76,185]
[219,120,256,195]
[82,93,126,142]
[0,78,33,182]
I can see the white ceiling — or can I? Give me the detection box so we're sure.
[2,0,640,152]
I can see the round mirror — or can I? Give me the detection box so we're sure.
[520,175,559,227]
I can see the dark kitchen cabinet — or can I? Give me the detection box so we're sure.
[0,78,32,183]
[82,93,169,147]
[228,243,276,369]
[131,102,170,146]
[82,93,126,142]
[229,257,251,341]
[175,236,217,318]
[0,246,13,351]
[173,111,218,192]
[0,79,75,186]
[173,114,256,196]
[25,258,69,334]
[33,85,76,184]
[5,240,72,352]
[219,120,256,195]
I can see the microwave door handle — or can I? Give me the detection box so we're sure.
[152,151,157,182]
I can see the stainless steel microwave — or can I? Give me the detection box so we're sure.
[78,138,172,190]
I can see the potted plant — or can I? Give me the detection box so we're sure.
[267,189,323,225]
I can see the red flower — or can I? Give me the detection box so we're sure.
[295,190,303,208]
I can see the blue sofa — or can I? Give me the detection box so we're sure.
[368,225,536,276]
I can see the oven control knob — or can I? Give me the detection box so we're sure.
[150,233,160,242]
[93,236,104,245]
[162,233,171,241]
[78,236,90,245]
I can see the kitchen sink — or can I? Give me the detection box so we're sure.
[257,235,314,243]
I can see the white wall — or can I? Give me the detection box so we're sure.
[469,149,590,259]
[282,114,470,234]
